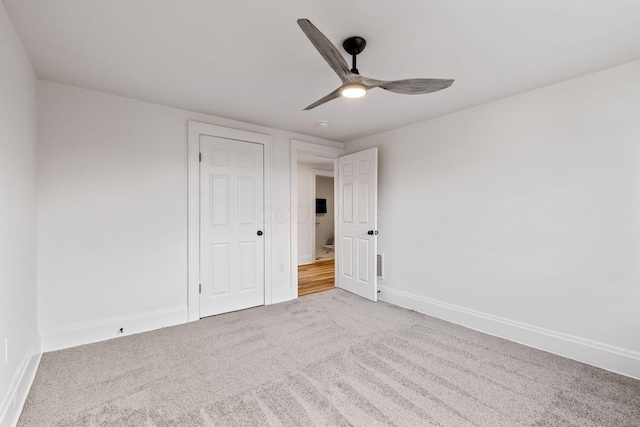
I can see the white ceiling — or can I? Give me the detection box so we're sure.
[5,0,640,142]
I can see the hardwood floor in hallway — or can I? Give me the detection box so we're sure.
[298,259,335,296]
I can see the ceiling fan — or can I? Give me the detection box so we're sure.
[297,19,454,110]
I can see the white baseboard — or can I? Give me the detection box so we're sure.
[41,306,188,352]
[378,286,640,380]
[298,257,314,266]
[0,335,41,427]
[271,288,294,305]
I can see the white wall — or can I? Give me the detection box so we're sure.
[347,60,640,378]
[0,2,40,426]
[37,80,341,351]
[296,163,314,265]
[315,176,334,248]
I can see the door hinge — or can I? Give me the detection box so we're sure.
[199,284,201,294]
[199,152,202,162]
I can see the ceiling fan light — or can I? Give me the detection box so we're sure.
[341,83,367,98]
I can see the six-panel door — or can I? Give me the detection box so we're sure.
[200,135,265,317]
[337,148,378,301]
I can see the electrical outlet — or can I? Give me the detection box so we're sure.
[279,264,285,273]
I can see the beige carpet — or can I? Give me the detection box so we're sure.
[19,289,640,426]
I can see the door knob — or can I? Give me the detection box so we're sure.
[367,230,378,235]
[257,230,263,236]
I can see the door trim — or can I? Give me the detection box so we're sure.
[188,121,272,322]
[290,140,344,300]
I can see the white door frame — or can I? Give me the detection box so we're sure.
[188,121,272,322]
[290,140,344,299]
[310,169,334,259]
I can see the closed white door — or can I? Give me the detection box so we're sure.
[200,135,264,317]
[337,148,378,301]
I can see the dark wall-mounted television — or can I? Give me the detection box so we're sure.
[316,198,327,214]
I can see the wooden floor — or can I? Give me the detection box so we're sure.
[298,259,335,296]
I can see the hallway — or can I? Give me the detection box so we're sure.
[298,260,335,296]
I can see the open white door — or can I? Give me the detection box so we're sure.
[337,147,378,301]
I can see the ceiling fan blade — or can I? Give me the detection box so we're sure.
[297,19,354,83]
[303,88,342,110]
[359,76,387,88]
[370,78,454,94]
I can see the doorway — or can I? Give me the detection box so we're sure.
[296,156,336,296]
[290,140,378,303]
[188,122,272,322]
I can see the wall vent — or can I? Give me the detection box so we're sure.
[377,254,384,279]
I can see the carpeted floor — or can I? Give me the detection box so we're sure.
[19,289,640,426]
